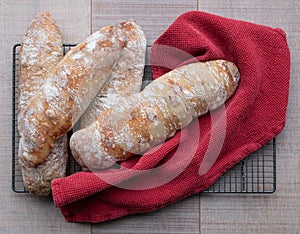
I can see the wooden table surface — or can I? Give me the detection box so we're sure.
[1,0,299,233]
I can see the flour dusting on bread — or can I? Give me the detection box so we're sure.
[71,60,240,170]
[18,12,67,196]
[80,20,147,128]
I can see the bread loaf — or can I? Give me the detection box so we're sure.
[80,20,146,128]
[18,12,68,196]
[70,60,240,170]
[18,21,131,167]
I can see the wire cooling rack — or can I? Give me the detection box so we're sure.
[12,44,276,194]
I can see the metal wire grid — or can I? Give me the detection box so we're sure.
[12,44,276,194]
[205,139,276,193]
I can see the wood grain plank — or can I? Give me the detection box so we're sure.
[91,0,197,45]
[92,194,200,234]
[0,0,91,233]
[35,0,92,43]
[198,0,300,233]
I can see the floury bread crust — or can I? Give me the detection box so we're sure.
[80,20,146,128]
[18,12,63,123]
[18,136,67,196]
[17,12,67,196]
[70,60,240,170]
[18,21,132,168]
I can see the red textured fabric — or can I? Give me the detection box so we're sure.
[51,11,290,223]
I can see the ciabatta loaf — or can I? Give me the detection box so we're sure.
[70,60,240,169]
[19,21,131,167]
[18,12,67,196]
[80,20,146,128]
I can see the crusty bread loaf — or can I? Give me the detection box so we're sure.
[70,60,240,170]
[80,20,146,128]
[18,12,67,196]
[18,21,134,168]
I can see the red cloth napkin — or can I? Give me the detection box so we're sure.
[51,10,290,223]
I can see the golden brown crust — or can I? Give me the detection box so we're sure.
[80,20,146,128]
[70,60,240,170]
[19,21,131,167]
[18,11,63,122]
[17,12,67,196]
[18,135,68,196]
